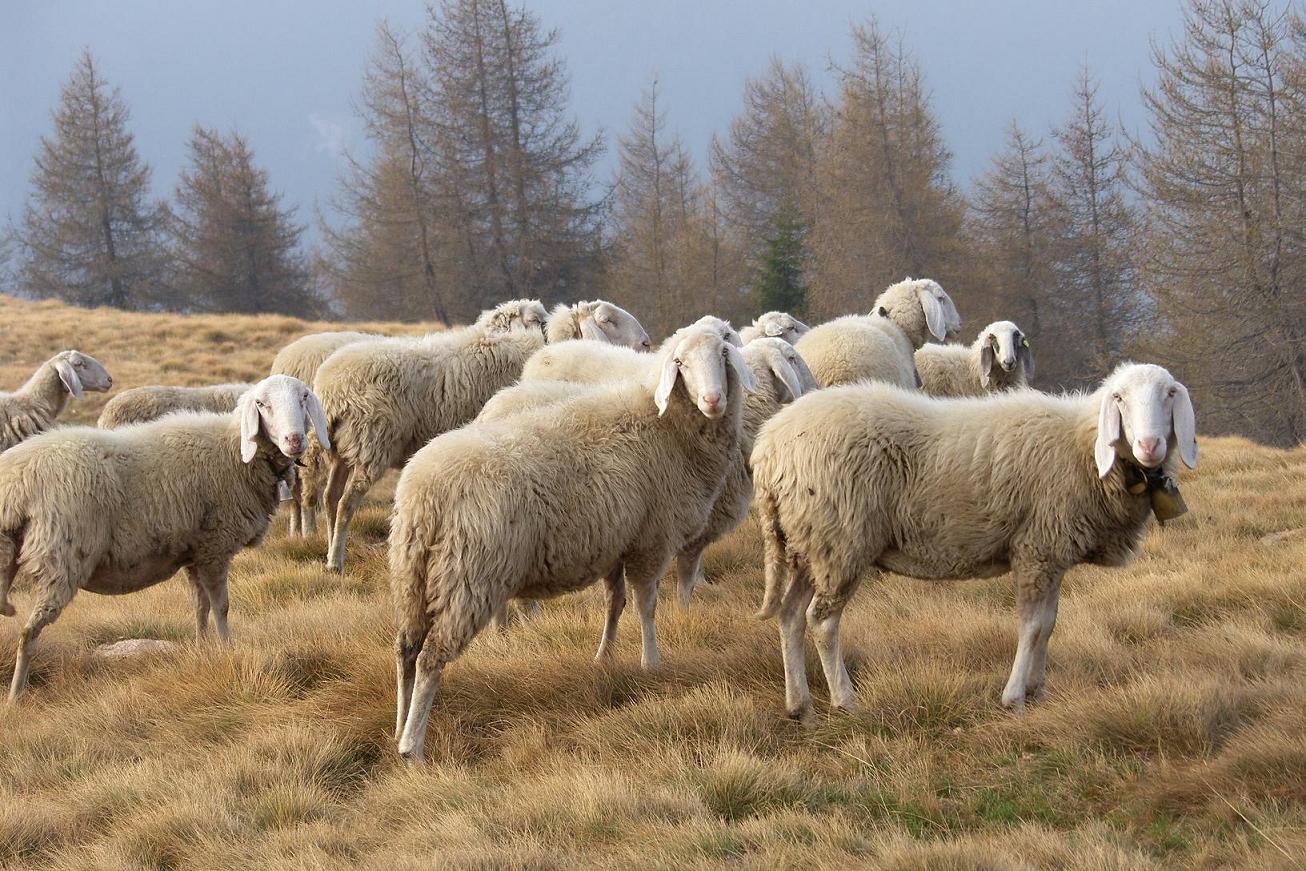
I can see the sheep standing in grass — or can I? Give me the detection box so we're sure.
[796,278,961,389]
[739,312,810,345]
[0,351,112,451]
[98,383,253,428]
[751,363,1198,718]
[316,300,550,573]
[915,321,1033,398]
[0,375,329,700]
[391,321,755,762]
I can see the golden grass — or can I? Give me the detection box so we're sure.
[1,295,1305,868]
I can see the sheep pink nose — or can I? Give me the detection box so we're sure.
[701,391,722,409]
[284,433,305,453]
[1137,436,1163,460]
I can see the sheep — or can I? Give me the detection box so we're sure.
[316,299,550,573]
[390,321,755,762]
[0,375,329,700]
[750,362,1199,719]
[915,320,1034,398]
[545,299,652,350]
[0,350,112,452]
[739,311,810,345]
[795,278,961,389]
[97,383,253,428]
[520,315,741,385]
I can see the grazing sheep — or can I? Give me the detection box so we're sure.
[0,351,112,452]
[390,321,755,761]
[317,300,550,573]
[521,315,741,385]
[795,278,961,389]
[750,363,1198,718]
[545,300,652,350]
[739,311,810,345]
[98,383,253,428]
[915,321,1034,397]
[0,375,329,700]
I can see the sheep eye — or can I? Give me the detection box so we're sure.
[1112,392,1122,402]
[1166,387,1177,398]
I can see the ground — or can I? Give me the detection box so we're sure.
[0,295,1303,869]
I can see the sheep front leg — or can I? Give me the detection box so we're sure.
[187,561,232,642]
[674,547,705,609]
[593,564,626,662]
[186,566,212,639]
[623,554,668,670]
[1001,561,1063,712]
[8,580,76,702]
[1024,575,1062,703]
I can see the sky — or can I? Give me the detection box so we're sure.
[0,1,1188,244]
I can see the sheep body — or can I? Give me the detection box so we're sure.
[0,351,112,451]
[391,323,752,761]
[750,363,1198,717]
[915,320,1032,397]
[795,278,960,388]
[98,383,253,428]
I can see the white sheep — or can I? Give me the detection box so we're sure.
[915,320,1033,397]
[0,350,112,451]
[0,375,329,700]
[391,321,755,762]
[316,299,550,573]
[520,315,741,385]
[795,278,961,389]
[97,383,253,428]
[739,311,811,345]
[545,300,652,350]
[750,363,1198,718]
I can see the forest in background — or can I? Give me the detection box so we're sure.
[1,0,1303,446]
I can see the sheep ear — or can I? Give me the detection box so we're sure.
[979,344,995,389]
[770,357,803,403]
[654,354,679,416]
[238,393,261,464]
[728,343,757,395]
[1018,340,1035,380]
[54,358,83,400]
[578,314,607,342]
[1095,391,1122,478]
[305,389,331,453]
[917,287,947,340]
[1172,383,1198,470]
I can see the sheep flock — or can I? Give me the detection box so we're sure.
[0,280,1207,769]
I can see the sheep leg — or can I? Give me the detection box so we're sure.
[779,556,816,719]
[807,565,864,711]
[674,547,705,609]
[593,564,626,662]
[326,467,370,574]
[188,561,232,642]
[1001,564,1061,712]
[1024,575,1063,703]
[0,534,17,618]
[396,601,489,763]
[624,556,668,670]
[287,467,303,537]
[489,603,510,632]
[8,581,76,702]
[186,566,212,640]
[321,456,349,547]
[298,447,323,537]
[394,627,427,740]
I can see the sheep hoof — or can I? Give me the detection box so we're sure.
[1001,695,1027,715]
[1024,685,1046,704]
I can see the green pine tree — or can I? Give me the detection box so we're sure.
[755,205,808,316]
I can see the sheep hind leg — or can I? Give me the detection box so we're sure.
[0,534,17,618]
[807,563,864,712]
[674,546,705,609]
[1001,563,1062,712]
[396,604,488,763]
[8,579,76,702]
[326,467,371,574]
[779,555,816,719]
[593,565,626,662]
[394,627,426,740]
[321,456,348,549]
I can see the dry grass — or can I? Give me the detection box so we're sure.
[1,295,1305,869]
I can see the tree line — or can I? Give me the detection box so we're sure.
[6,0,1306,445]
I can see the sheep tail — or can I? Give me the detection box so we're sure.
[754,485,787,620]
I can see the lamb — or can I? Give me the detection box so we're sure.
[0,374,329,700]
[97,383,253,428]
[915,320,1033,398]
[0,350,112,452]
[545,299,652,350]
[750,362,1198,718]
[795,278,961,389]
[739,311,810,345]
[390,321,755,761]
[316,299,551,573]
[520,315,741,385]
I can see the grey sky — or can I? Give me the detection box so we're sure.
[1,1,1186,243]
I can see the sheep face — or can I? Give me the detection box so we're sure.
[579,300,652,351]
[690,315,744,349]
[238,375,331,464]
[654,324,756,419]
[978,320,1033,386]
[1094,363,1198,478]
[53,350,112,399]
[751,311,811,345]
[746,338,819,403]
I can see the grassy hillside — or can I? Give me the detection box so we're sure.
[0,296,1304,869]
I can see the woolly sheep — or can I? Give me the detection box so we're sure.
[391,321,755,761]
[795,278,961,389]
[0,375,330,700]
[915,320,1034,398]
[739,311,810,345]
[545,300,652,350]
[98,383,253,428]
[0,351,112,452]
[750,363,1198,718]
[520,315,741,385]
[316,299,550,573]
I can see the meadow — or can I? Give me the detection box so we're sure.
[0,295,1304,869]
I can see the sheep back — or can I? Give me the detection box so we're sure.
[795,316,917,389]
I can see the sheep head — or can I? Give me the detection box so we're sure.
[477,299,548,336]
[748,311,811,345]
[875,278,962,346]
[575,300,653,351]
[52,350,112,399]
[977,321,1033,387]
[652,321,756,419]
[1094,363,1198,479]
[238,375,331,464]
[744,338,818,404]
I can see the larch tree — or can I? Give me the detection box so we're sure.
[18,50,166,310]
[170,127,318,315]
